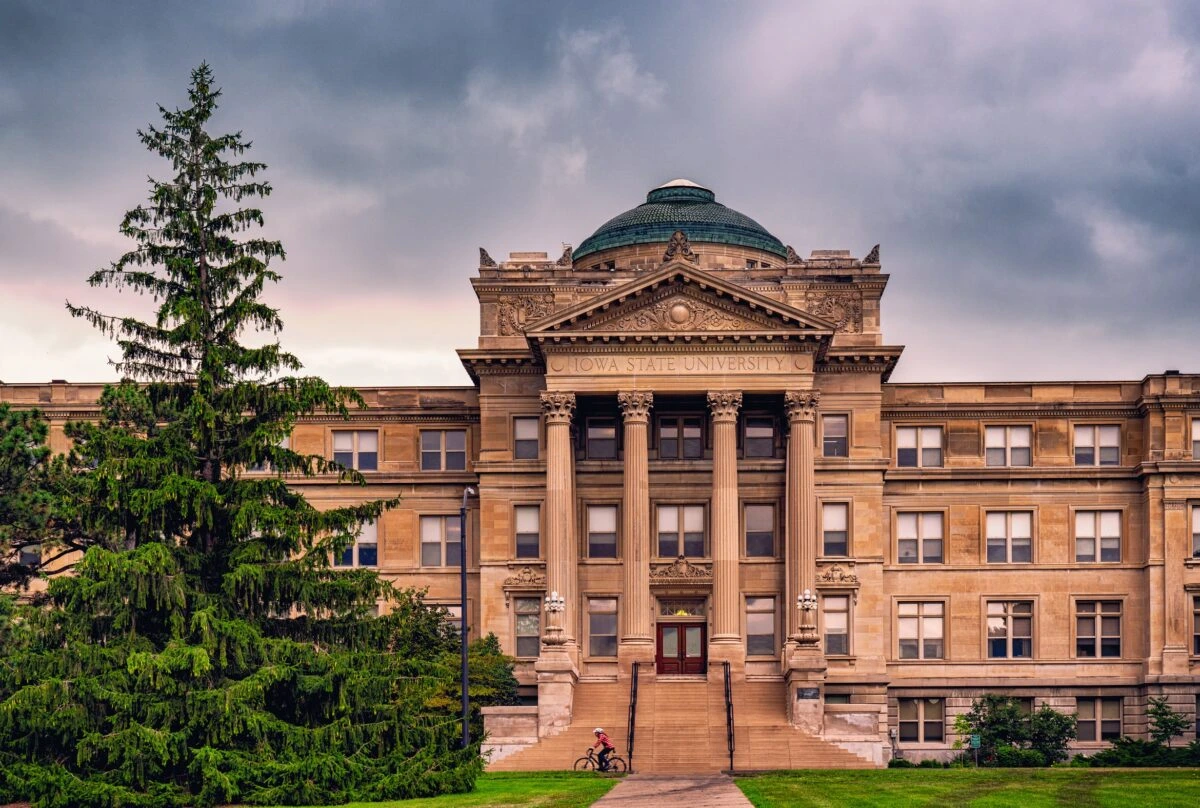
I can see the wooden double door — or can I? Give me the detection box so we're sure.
[655,621,706,674]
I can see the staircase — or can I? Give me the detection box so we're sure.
[488,674,875,773]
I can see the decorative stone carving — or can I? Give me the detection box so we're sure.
[497,294,556,336]
[816,564,859,585]
[806,290,863,334]
[585,295,778,333]
[658,598,706,616]
[1164,500,1186,511]
[707,390,743,422]
[786,245,802,264]
[617,391,654,422]
[555,245,573,267]
[784,390,820,422]
[479,247,497,267]
[540,391,576,424]
[863,244,880,264]
[650,555,713,583]
[503,566,547,587]
[663,230,698,264]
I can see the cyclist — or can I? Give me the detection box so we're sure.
[591,727,616,771]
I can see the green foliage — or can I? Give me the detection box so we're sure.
[0,64,505,807]
[1028,705,1077,764]
[994,745,1047,768]
[1147,697,1192,746]
[887,758,917,768]
[1088,737,1200,768]
[956,696,1075,767]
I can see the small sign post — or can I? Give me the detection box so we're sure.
[970,734,981,767]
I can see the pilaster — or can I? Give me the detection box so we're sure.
[708,390,743,658]
[618,391,655,666]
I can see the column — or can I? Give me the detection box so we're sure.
[540,391,577,646]
[784,390,820,643]
[618,392,654,656]
[708,390,743,646]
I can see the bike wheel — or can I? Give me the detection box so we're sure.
[573,756,596,771]
[607,756,627,773]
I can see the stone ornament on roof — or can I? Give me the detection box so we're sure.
[662,230,699,264]
[479,247,497,267]
[555,245,573,266]
[863,244,880,264]
[786,245,802,264]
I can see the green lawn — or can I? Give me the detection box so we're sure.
[735,769,1200,808]
[267,772,619,808]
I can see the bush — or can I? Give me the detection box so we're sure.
[888,758,917,768]
[994,746,1047,768]
[1089,737,1200,768]
[917,759,945,769]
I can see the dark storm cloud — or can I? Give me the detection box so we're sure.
[1,0,1197,384]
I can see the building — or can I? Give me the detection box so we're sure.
[5,179,1200,769]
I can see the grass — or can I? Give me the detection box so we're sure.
[734,768,1200,808]
[266,772,619,808]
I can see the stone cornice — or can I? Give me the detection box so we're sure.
[881,404,1141,419]
[539,341,822,354]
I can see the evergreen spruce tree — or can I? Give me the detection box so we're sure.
[0,64,505,807]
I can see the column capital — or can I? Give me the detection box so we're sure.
[540,391,576,424]
[617,391,654,423]
[784,390,821,424]
[707,390,743,422]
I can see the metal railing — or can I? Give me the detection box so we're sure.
[723,660,735,772]
[626,661,640,773]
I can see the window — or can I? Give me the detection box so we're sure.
[823,595,850,656]
[587,505,618,558]
[420,515,462,567]
[1074,425,1120,466]
[822,502,849,557]
[586,418,617,459]
[18,544,40,567]
[744,504,775,557]
[986,426,1031,466]
[825,693,851,705]
[335,521,378,568]
[659,415,703,459]
[1077,697,1122,742]
[440,603,463,635]
[987,512,1033,563]
[588,597,618,657]
[514,597,541,657]
[1075,511,1121,563]
[897,512,943,564]
[1193,596,1199,656]
[823,415,849,457]
[333,430,378,471]
[746,596,777,655]
[420,429,466,471]
[514,505,540,559]
[1192,507,1200,559]
[744,416,776,458]
[1076,601,1121,658]
[898,698,945,743]
[658,504,705,558]
[514,417,539,460]
[1194,418,1200,460]
[987,601,1033,658]
[896,426,943,468]
[898,602,944,660]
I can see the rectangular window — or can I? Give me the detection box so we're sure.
[897,512,944,564]
[333,430,378,471]
[987,600,1033,658]
[1193,596,1199,656]
[746,596,777,655]
[586,418,617,460]
[985,425,1032,467]
[1076,600,1122,658]
[18,544,41,567]
[744,416,776,458]
[587,505,618,559]
[440,603,464,635]
[1074,425,1120,467]
[823,414,849,457]
[657,504,705,558]
[744,504,776,557]
[335,521,378,568]
[986,511,1033,563]
[588,597,618,657]
[1192,507,1200,559]
[420,515,462,567]
[898,602,944,660]
[514,417,540,460]
[514,505,541,559]
[420,429,466,471]
[1077,697,1122,742]
[659,415,703,459]
[823,595,850,656]
[896,426,943,468]
[898,698,945,743]
[514,596,542,658]
[1193,418,1200,460]
[822,502,849,557]
[1075,511,1121,563]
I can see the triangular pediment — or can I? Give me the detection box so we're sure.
[525,262,837,342]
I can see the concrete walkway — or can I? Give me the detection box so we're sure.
[592,774,753,807]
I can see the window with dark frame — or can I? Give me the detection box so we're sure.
[587,505,618,558]
[514,596,541,657]
[1076,600,1121,658]
[586,418,618,459]
[897,512,943,564]
[18,544,40,567]
[439,603,463,635]
[746,596,776,655]
[1077,697,1122,742]
[744,416,776,458]
[420,429,466,471]
[657,504,705,557]
[1193,418,1200,460]
[658,415,703,459]
[896,426,943,468]
[744,503,775,557]
[822,502,849,557]
[987,511,1033,563]
[1192,596,1199,656]
[1075,511,1121,563]
[823,414,849,457]
[898,602,944,660]
[1074,424,1120,466]
[335,521,378,568]
[514,504,540,559]
[985,425,1032,466]
[513,417,540,459]
[588,597,618,657]
[419,514,462,567]
[1192,507,1200,559]
[898,698,945,743]
[823,594,850,656]
[987,600,1033,658]
[333,430,378,471]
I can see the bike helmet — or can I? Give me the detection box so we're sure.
[594,727,603,734]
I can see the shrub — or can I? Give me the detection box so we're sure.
[917,758,945,768]
[1028,705,1077,764]
[888,758,917,768]
[1147,697,1192,747]
[1089,737,1200,768]
[995,746,1047,768]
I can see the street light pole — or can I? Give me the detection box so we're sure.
[460,485,476,749]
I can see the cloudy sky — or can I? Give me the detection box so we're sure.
[2,0,1198,386]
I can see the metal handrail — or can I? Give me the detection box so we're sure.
[723,660,735,772]
[626,661,640,773]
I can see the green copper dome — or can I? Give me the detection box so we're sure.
[573,179,787,263]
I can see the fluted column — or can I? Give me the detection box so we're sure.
[708,390,743,645]
[541,391,577,647]
[785,390,820,643]
[618,391,654,649]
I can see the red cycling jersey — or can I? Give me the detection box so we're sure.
[593,731,614,750]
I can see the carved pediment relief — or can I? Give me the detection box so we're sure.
[496,293,556,336]
[805,290,863,334]
[650,555,713,585]
[580,286,787,334]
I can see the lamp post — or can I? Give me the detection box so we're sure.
[797,588,819,645]
[460,485,476,749]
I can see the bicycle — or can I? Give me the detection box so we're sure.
[573,746,627,772]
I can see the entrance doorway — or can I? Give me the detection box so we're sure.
[656,622,706,674]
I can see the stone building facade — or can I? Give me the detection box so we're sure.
[6,179,1200,766]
